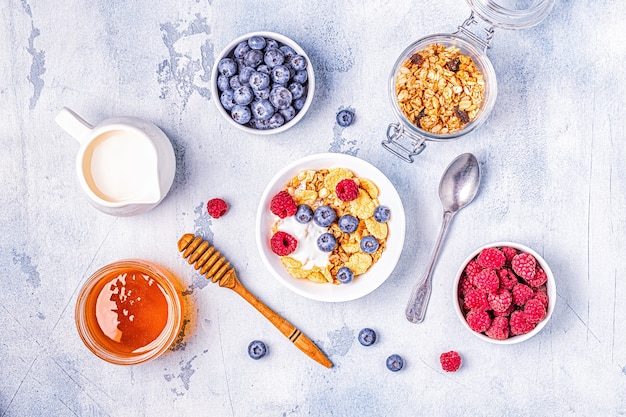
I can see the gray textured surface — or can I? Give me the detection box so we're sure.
[2,0,625,416]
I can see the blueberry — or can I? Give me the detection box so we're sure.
[217,74,230,92]
[269,86,293,110]
[266,38,279,50]
[248,340,268,360]
[293,96,307,110]
[336,267,354,284]
[358,328,377,346]
[338,214,359,233]
[233,41,250,59]
[239,66,255,85]
[218,58,238,77]
[290,54,307,71]
[249,118,271,130]
[229,75,243,90]
[253,86,271,100]
[295,204,314,223]
[373,205,391,223]
[251,99,275,121]
[233,86,254,105]
[313,205,336,227]
[293,70,308,84]
[264,48,285,68]
[279,45,296,63]
[280,106,296,122]
[317,233,337,252]
[230,104,251,125]
[243,49,264,68]
[268,113,285,129]
[271,65,291,85]
[248,35,266,50]
[336,109,354,127]
[360,236,379,254]
[220,90,236,111]
[256,64,271,75]
[288,82,305,100]
[386,354,404,372]
[249,71,270,90]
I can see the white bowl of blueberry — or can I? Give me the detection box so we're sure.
[211,31,315,134]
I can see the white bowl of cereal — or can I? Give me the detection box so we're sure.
[255,153,406,302]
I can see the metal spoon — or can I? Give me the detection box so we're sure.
[405,153,481,323]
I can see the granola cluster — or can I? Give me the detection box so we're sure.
[395,44,485,134]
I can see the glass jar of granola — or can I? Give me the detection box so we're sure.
[382,0,555,163]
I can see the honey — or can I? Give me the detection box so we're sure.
[76,259,184,365]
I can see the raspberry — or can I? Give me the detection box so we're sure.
[439,351,462,372]
[270,231,298,256]
[488,289,513,313]
[509,310,536,335]
[207,198,228,218]
[493,303,514,317]
[464,288,489,310]
[335,179,359,201]
[512,252,537,282]
[497,267,519,290]
[465,309,491,333]
[473,269,499,293]
[501,246,518,263]
[533,290,549,310]
[526,265,548,287]
[270,191,297,219]
[464,260,483,283]
[524,298,547,323]
[485,316,510,340]
[458,274,475,297]
[512,283,534,306]
[477,247,506,270]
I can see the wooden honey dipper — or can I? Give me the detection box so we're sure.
[177,233,333,368]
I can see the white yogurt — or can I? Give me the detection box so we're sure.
[276,215,330,269]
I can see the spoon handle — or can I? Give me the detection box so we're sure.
[405,210,454,323]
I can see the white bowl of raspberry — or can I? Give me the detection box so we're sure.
[255,153,406,302]
[453,242,556,344]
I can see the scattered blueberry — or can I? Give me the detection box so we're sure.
[288,82,305,100]
[248,340,268,360]
[233,41,250,59]
[233,86,253,105]
[220,90,236,111]
[336,267,354,284]
[290,55,307,71]
[251,99,275,121]
[338,214,359,233]
[218,58,238,77]
[269,86,293,110]
[386,354,404,372]
[248,36,267,50]
[313,205,336,227]
[230,105,251,124]
[336,109,355,127]
[217,74,230,92]
[293,70,308,84]
[271,65,291,84]
[243,49,264,68]
[268,113,285,129]
[360,236,379,254]
[373,205,391,223]
[317,233,337,252]
[358,328,377,346]
[264,48,285,68]
[295,204,313,223]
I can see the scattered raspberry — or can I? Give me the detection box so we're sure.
[485,316,510,340]
[512,252,537,282]
[527,265,548,287]
[477,247,506,270]
[533,289,549,309]
[501,246,518,263]
[458,274,475,297]
[335,179,359,201]
[512,283,534,306]
[509,310,535,335]
[473,268,499,293]
[497,267,519,290]
[270,231,298,256]
[465,309,491,333]
[464,288,489,310]
[270,191,297,219]
[524,298,547,323]
[488,289,513,313]
[464,260,483,283]
[207,198,228,218]
[439,351,462,372]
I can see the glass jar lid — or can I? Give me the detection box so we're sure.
[464,0,555,30]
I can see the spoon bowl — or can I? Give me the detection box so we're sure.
[405,153,481,323]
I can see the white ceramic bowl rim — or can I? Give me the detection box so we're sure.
[255,153,406,302]
[453,241,556,344]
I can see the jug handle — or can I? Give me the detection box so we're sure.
[55,107,93,143]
